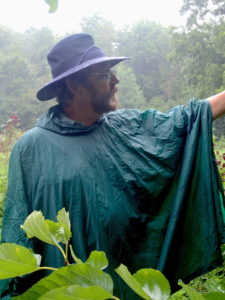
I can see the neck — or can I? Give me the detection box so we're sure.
[62,100,101,126]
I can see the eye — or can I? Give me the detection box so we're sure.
[99,73,109,79]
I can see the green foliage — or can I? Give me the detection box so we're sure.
[115,264,170,300]
[116,64,147,110]
[14,263,114,300]
[1,16,225,133]
[214,137,225,191]
[43,0,58,13]
[21,210,71,245]
[85,250,108,270]
[180,0,225,29]
[0,26,55,130]
[178,280,206,299]
[39,285,113,300]
[0,243,40,279]
[0,153,8,233]
[0,209,224,299]
[0,118,22,238]
[117,21,172,103]
[80,13,117,55]
[179,279,225,299]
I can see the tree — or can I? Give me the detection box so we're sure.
[181,0,225,28]
[0,26,55,129]
[80,14,117,55]
[167,22,225,137]
[116,64,147,110]
[117,21,172,104]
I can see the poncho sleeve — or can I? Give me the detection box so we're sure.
[137,100,225,288]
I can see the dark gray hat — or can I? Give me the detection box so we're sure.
[37,33,129,101]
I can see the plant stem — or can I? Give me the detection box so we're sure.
[69,244,83,264]
[65,242,69,264]
[54,242,68,264]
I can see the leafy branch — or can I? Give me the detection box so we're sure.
[0,208,224,299]
[43,0,58,13]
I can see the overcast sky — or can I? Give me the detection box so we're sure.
[0,0,186,34]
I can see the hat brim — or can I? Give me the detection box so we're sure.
[37,56,129,101]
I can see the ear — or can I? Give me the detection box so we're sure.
[66,79,87,98]
[65,79,79,95]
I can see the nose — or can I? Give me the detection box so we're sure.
[110,72,119,84]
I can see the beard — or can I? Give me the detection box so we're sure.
[86,83,119,115]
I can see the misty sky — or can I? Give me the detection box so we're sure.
[0,0,187,34]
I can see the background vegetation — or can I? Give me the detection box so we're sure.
[0,10,225,135]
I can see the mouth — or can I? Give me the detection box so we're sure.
[111,87,118,94]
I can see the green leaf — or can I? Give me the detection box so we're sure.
[57,208,71,232]
[205,278,225,293]
[178,280,206,300]
[0,243,39,279]
[44,0,58,13]
[203,291,225,299]
[39,285,113,300]
[46,220,71,244]
[21,211,54,244]
[14,263,113,300]
[115,264,153,300]
[85,251,108,270]
[221,244,225,261]
[21,211,71,245]
[133,269,171,300]
[69,245,83,264]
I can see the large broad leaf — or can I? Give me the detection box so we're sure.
[21,211,71,245]
[21,211,54,244]
[44,0,58,13]
[115,264,153,300]
[69,245,83,264]
[45,220,71,244]
[85,251,108,270]
[178,280,206,300]
[39,285,113,300]
[14,263,113,300]
[57,208,71,232]
[133,269,170,300]
[203,292,225,299]
[0,243,39,279]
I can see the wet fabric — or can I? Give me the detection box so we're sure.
[1,100,224,299]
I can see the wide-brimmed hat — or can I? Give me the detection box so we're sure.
[37,33,129,101]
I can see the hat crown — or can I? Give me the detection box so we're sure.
[47,33,103,78]
[37,33,129,100]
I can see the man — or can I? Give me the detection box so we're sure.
[1,33,225,299]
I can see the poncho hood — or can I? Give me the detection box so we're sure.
[36,104,105,135]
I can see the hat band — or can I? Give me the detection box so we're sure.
[52,46,105,78]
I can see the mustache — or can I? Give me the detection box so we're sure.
[111,86,119,94]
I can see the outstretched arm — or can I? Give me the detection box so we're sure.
[207,90,225,120]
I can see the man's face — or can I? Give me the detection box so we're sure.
[84,65,120,115]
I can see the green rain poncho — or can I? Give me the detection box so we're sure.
[1,99,225,299]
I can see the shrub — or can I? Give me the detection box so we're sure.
[0,116,22,238]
